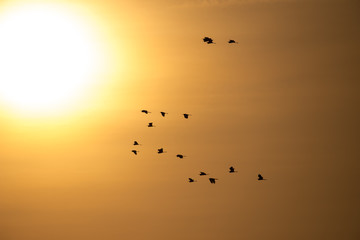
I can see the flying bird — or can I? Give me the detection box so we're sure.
[209,178,218,184]
[228,39,238,44]
[203,37,215,44]
[141,110,150,114]
[133,141,140,146]
[148,122,154,127]
[183,113,191,119]
[199,172,208,176]
[176,154,185,159]
[131,150,138,155]
[229,166,236,173]
[188,178,196,183]
[157,148,165,154]
[258,174,266,180]
[160,111,168,117]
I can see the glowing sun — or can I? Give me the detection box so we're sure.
[0,3,106,114]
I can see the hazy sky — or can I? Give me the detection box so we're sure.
[0,0,359,239]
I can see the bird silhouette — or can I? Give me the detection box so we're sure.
[209,178,218,184]
[176,154,185,159]
[132,150,138,155]
[158,148,166,154]
[203,37,215,44]
[148,122,154,127]
[228,39,238,44]
[188,178,196,183]
[133,141,140,146]
[258,174,266,180]
[141,110,150,114]
[229,166,237,173]
[183,113,191,119]
[199,171,208,176]
[160,111,168,117]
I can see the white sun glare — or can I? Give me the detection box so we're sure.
[0,3,106,115]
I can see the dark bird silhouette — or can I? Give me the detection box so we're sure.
[209,178,218,184]
[228,39,238,44]
[188,178,196,183]
[157,148,165,154]
[258,174,266,180]
[183,113,191,119]
[229,166,237,173]
[203,37,215,44]
[148,122,154,127]
[132,150,138,155]
[160,111,168,117]
[133,141,140,146]
[141,110,150,114]
[176,154,185,159]
[199,171,208,176]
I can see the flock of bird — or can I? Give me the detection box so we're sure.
[203,36,238,44]
[131,109,267,184]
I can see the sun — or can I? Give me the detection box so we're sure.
[0,3,107,115]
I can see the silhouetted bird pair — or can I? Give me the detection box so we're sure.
[198,171,218,184]
[188,177,217,184]
[203,37,238,44]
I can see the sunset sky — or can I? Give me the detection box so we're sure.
[0,0,359,239]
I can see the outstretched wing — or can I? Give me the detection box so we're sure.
[203,37,211,42]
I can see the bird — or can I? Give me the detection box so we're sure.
[157,148,165,154]
[176,154,185,159]
[160,111,168,117]
[131,150,138,155]
[258,174,266,180]
[141,110,150,114]
[148,122,154,127]
[183,113,191,119]
[188,178,196,183]
[199,171,208,176]
[229,166,236,173]
[133,141,140,146]
[209,178,218,184]
[203,37,215,44]
[228,39,238,44]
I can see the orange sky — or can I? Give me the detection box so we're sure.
[0,0,359,239]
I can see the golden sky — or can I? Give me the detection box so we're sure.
[0,0,359,239]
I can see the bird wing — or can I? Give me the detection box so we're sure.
[203,37,211,42]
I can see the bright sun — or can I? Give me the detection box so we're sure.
[0,3,106,115]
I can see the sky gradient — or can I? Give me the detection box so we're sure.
[0,0,359,239]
